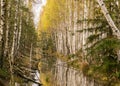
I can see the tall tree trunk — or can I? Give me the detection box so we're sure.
[0,0,4,68]
[96,0,120,38]
[16,7,22,53]
[30,42,33,72]
[4,0,9,68]
[0,0,3,42]
[10,0,18,85]
[0,0,8,68]
[14,0,22,57]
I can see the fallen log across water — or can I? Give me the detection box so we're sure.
[14,65,42,86]
[16,72,42,86]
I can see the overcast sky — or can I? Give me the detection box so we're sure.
[32,0,47,27]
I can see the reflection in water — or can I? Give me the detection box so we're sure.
[14,70,40,86]
[32,70,40,86]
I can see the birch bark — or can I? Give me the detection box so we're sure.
[0,0,8,68]
[0,0,4,68]
[0,0,3,41]
[96,0,120,38]
[10,0,18,85]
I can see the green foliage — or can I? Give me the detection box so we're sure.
[87,38,120,62]
[20,6,29,12]
[68,54,76,59]
[85,55,120,85]
[0,0,38,84]
[0,69,10,79]
[82,0,120,85]
[45,76,50,82]
[87,34,100,43]
[39,31,57,73]
[38,0,66,30]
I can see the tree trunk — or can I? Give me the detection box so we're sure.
[0,0,3,42]
[10,0,18,85]
[96,0,120,38]
[0,0,8,68]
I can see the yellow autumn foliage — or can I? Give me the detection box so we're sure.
[38,0,66,32]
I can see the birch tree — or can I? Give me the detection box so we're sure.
[96,0,120,38]
[0,0,9,69]
[0,0,40,85]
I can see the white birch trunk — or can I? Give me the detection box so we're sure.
[68,0,72,54]
[17,13,22,51]
[0,0,3,41]
[82,0,87,59]
[96,0,120,61]
[72,0,77,54]
[0,0,9,68]
[0,0,3,68]
[10,1,18,85]
[4,0,10,60]
[30,43,33,77]
[16,0,22,53]
[96,0,120,38]
[0,0,4,45]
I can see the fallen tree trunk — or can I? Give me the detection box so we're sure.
[17,72,42,86]
[14,65,42,86]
